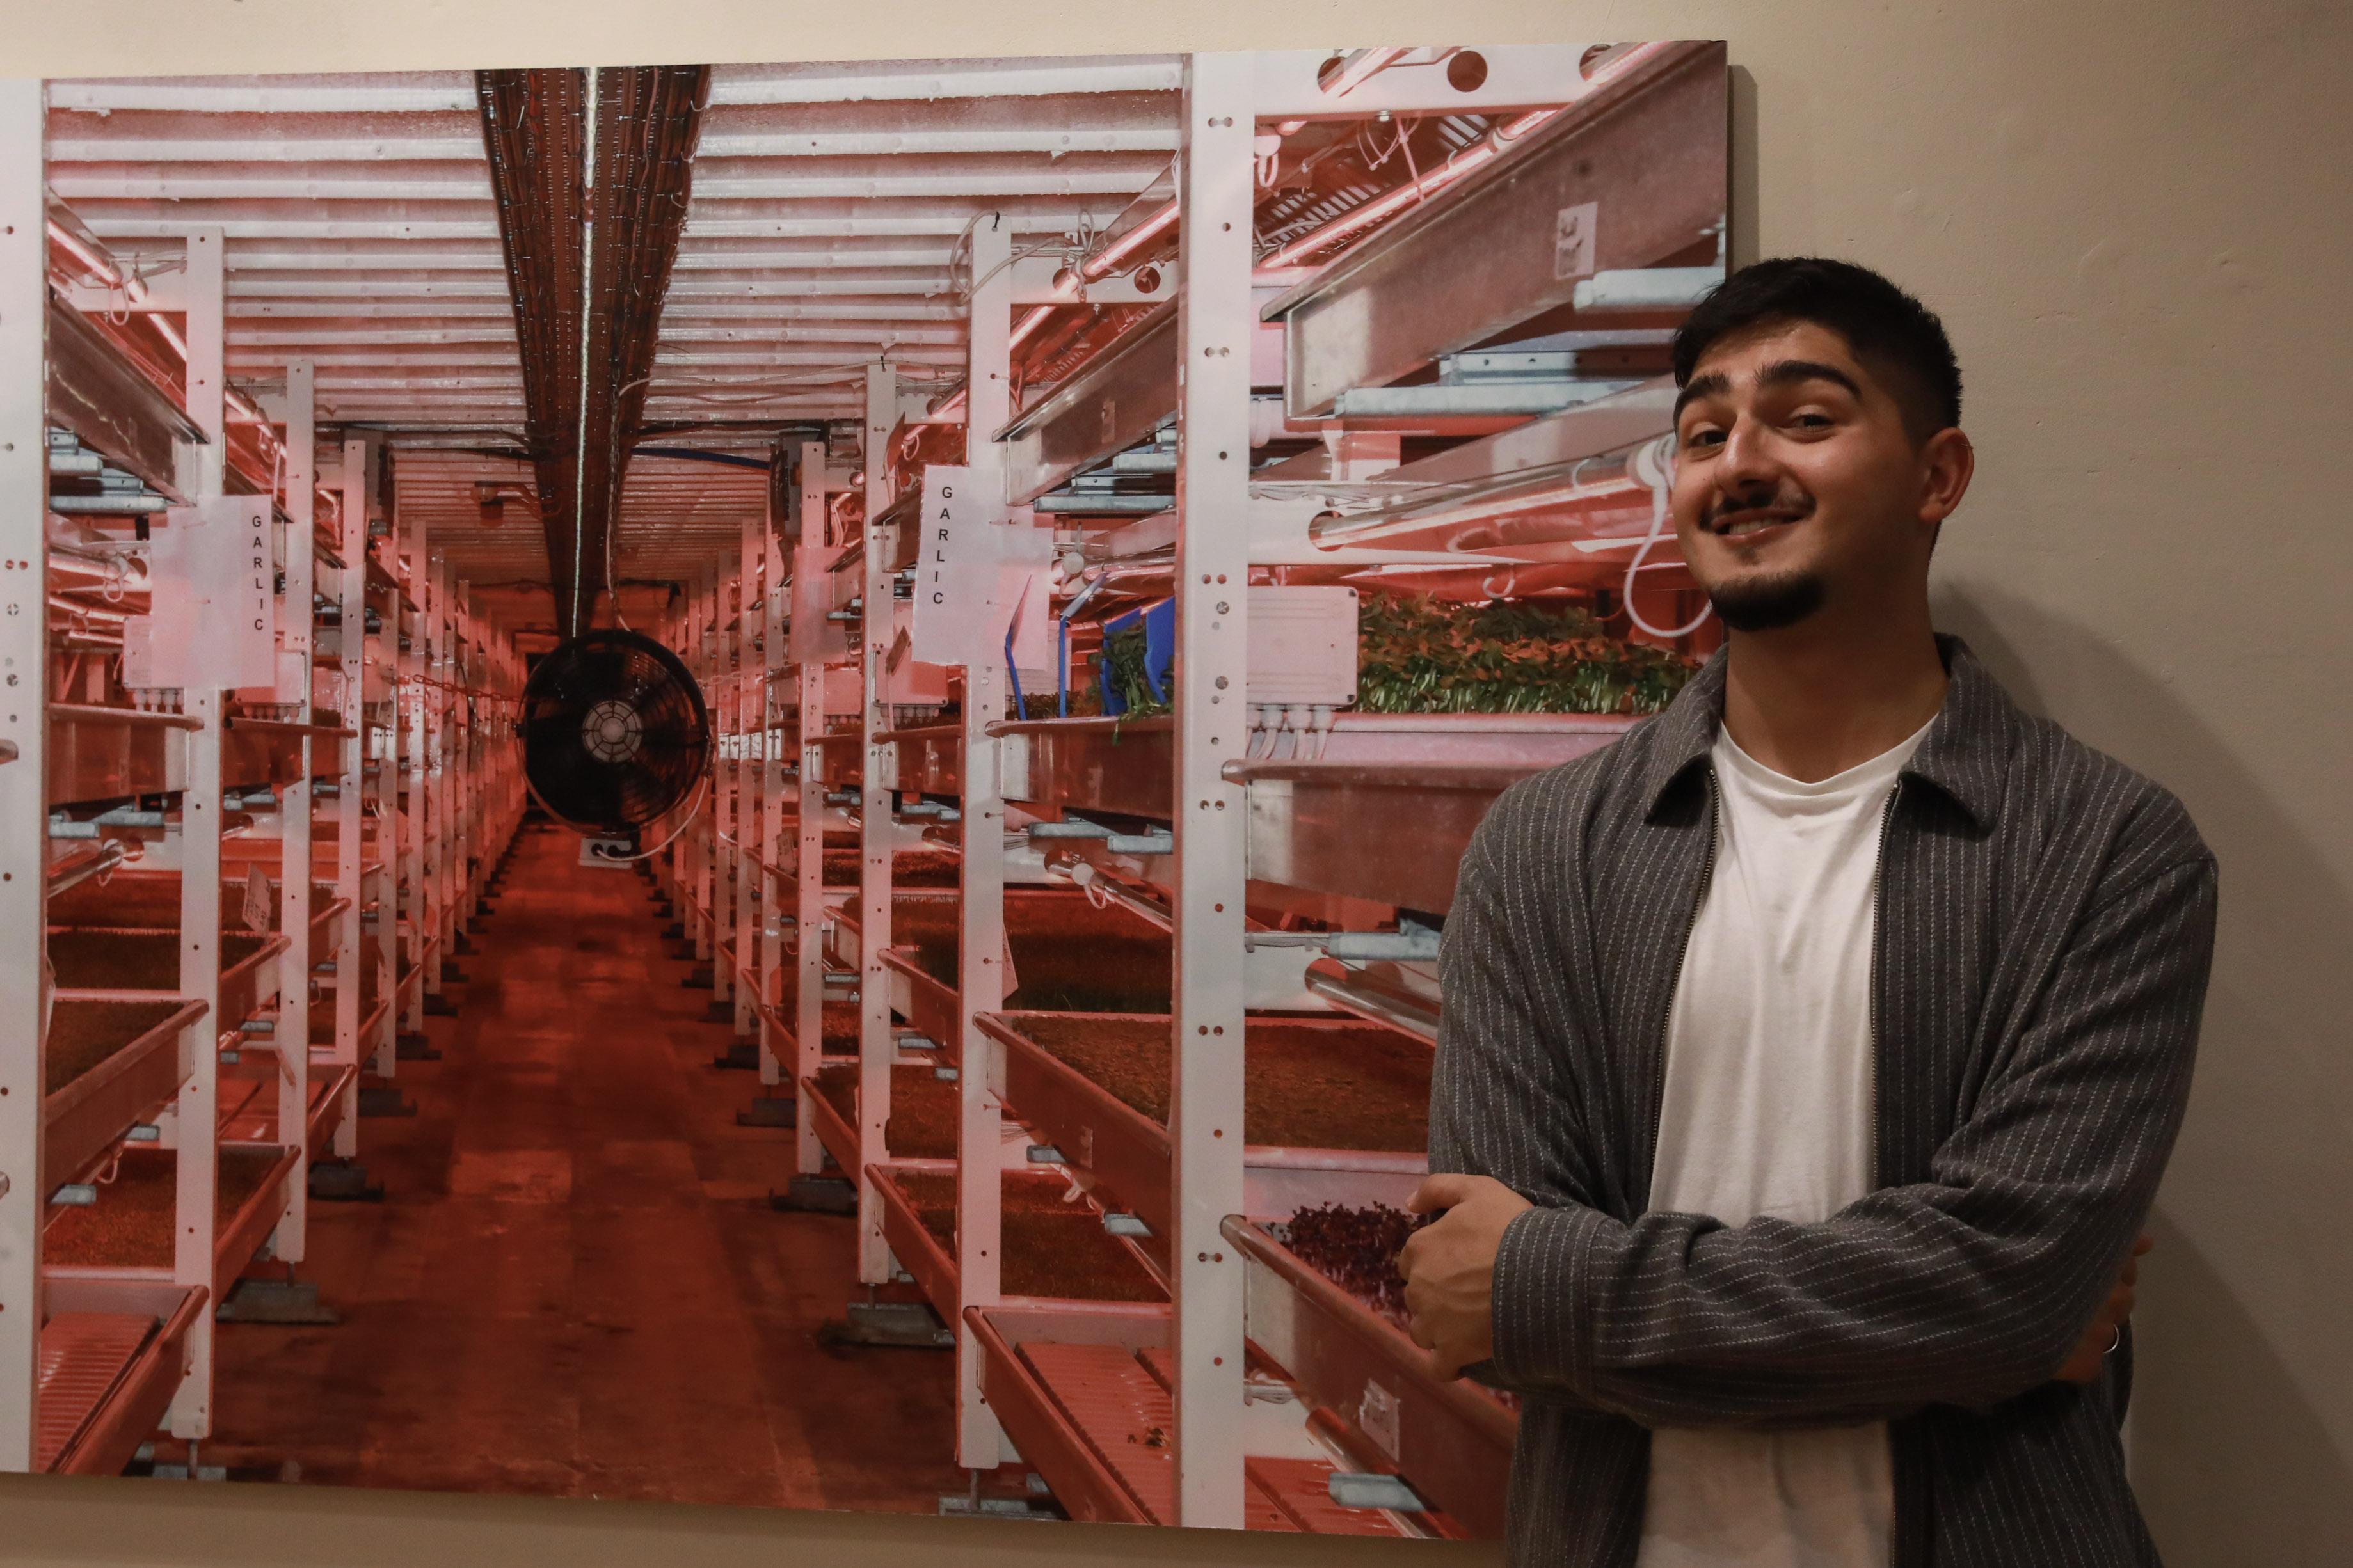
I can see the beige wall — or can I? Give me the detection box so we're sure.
[3,1,2345,1564]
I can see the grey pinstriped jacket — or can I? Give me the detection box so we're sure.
[1431,635,2217,1567]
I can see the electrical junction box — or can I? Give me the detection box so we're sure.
[1096,586,1359,712]
[1246,585,1358,706]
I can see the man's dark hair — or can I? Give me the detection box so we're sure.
[1671,257,1962,443]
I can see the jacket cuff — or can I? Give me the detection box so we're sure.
[1489,1201,1611,1395]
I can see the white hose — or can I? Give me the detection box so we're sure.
[1622,433,1714,641]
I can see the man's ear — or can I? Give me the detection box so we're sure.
[1920,427,1974,528]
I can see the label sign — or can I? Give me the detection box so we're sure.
[147,496,276,688]
[909,466,1053,670]
[1554,200,1599,281]
[242,864,271,933]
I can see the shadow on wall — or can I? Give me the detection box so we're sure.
[1933,585,2353,1564]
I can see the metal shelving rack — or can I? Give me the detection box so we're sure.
[0,77,529,1475]
[746,45,1730,1535]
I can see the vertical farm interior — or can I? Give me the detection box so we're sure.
[1,46,1726,1533]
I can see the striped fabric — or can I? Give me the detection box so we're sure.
[1430,635,2217,1567]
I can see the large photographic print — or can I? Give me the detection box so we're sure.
[6,45,1725,1536]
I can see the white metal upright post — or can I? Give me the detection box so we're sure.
[417,543,442,1014]
[370,451,398,1073]
[955,216,1014,1469]
[331,438,369,1155]
[1170,54,1256,1528]
[169,223,230,1441]
[756,470,788,1093]
[793,443,829,1178]
[433,555,447,970]
[456,576,474,942]
[856,361,899,1283]
[715,557,738,1013]
[435,553,456,965]
[696,563,718,967]
[735,516,759,1038]
[0,78,50,1473]
[274,361,316,1261]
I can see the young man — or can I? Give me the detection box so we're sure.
[1400,258,2216,1567]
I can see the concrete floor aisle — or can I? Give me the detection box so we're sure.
[207,816,969,1511]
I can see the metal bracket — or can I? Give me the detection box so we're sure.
[1327,1471,1430,1513]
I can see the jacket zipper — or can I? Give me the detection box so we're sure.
[1867,779,1902,1191]
[1650,765,1721,1181]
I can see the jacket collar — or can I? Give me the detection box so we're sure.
[1639,632,2011,830]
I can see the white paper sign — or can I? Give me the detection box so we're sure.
[147,496,276,689]
[241,864,271,933]
[910,466,1054,671]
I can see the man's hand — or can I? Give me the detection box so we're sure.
[1398,1173,1533,1381]
[2054,1233,2152,1384]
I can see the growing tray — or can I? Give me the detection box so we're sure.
[840,889,1172,1051]
[1227,1216,1515,1539]
[44,1144,299,1303]
[308,952,391,1050]
[221,715,357,792]
[1228,759,1542,915]
[36,1280,208,1475]
[47,928,288,1027]
[758,958,861,1063]
[990,711,1633,828]
[981,1011,1430,1239]
[989,717,1175,820]
[871,1164,1167,1317]
[804,1059,961,1173]
[218,1061,358,1152]
[873,724,962,797]
[815,731,862,787]
[50,871,351,963]
[965,1303,1410,1533]
[767,841,958,916]
[45,704,200,808]
[965,1302,1174,1525]
[43,995,205,1199]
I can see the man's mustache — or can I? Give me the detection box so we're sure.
[1699,486,1816,530]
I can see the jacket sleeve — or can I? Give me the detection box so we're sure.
[1485,853,2217,1428]
[1430,786,1625,1404]
[1429,793,1608,1210]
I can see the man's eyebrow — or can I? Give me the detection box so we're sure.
[1672,370,1730,421]
[1754,358,1864,400]
[1674,358,1867,422]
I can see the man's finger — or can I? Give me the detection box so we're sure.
[2132,1233,2155,1258]
[1407,1173,1480,1215]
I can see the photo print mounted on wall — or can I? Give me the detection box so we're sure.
[6,40,1727,1539]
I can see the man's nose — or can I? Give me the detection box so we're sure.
[1713,416,1783,496]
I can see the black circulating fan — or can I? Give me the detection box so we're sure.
[523,629,710,839]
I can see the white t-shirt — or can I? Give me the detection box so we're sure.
[1635,715,1934,1568]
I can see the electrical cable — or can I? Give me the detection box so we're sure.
[569,63,602,640]
[1622,434,1715,641]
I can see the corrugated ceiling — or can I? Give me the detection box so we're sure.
[45,58,1186,633]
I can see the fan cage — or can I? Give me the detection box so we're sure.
[522,628,711,837]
